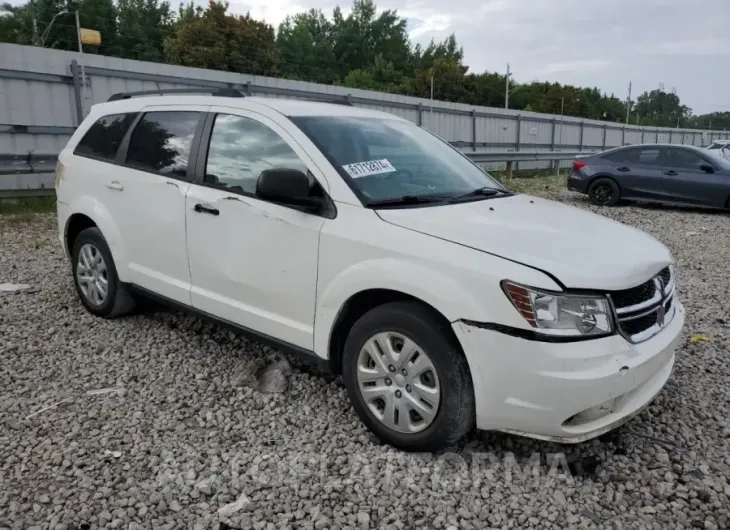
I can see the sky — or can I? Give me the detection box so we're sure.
[5,0,727,114]
[231,0,730,116]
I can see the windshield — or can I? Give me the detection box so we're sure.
[291,116,505,205]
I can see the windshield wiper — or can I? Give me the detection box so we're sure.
[448,187,514,204]
[365,195,449,208]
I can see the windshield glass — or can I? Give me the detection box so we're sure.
[291,116,504,204]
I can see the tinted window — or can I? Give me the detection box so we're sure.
[603,148,636,164]
[74,113,136,160]
[603,147,661,165]
[204,114,309,195]
[668,148,711,170]
[637,148,661,164]
[125,111,201,178]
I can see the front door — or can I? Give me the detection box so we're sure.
[662,147,726,207]
[185,108,328,350]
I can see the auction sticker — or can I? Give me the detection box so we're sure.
[342,159,396,178]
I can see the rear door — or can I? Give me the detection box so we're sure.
[600,146,666,199]
[662,147,726,207]
[109,104,209,304]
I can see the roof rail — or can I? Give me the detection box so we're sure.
[107,88,245,102]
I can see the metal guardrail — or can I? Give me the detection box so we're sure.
[0,150,591,198]
[467,150,596,163]
[0,153,58,174]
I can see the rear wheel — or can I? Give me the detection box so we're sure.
[342,301,475,452]
[71,227,136,318]
[588,177,621,206]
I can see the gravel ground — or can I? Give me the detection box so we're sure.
[1,186,729,530]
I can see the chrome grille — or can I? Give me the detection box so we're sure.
[608,266,676,343]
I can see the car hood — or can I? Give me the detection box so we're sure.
[376,194,673,291]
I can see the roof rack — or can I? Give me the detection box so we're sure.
[107,88,245,102]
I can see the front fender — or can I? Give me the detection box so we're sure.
[313,257,487,358]
[66,195,130,281]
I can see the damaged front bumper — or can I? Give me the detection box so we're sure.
[452,300,685,443]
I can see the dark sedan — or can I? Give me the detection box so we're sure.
[567,144,730,209]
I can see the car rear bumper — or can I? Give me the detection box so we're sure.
[56,200,70,260]
[567,173,589,194]
[453,300,685,443]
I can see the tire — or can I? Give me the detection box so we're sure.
[342,301,475,452]
[71,227,136,318]
[588,177,621,206]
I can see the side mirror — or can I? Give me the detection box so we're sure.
[256,168,323,208]
[699,163,715,173]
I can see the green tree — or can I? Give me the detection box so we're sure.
[164,0,278,75]
[411,34,463,71]
[408,58,471,102]
[690,112,730,130]
[330,0,411,80]
[114,0,172,61]
[276,9,337,84]
[634,89,691,127]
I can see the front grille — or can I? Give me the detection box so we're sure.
[608,266,676,343]
[610,278,658,308]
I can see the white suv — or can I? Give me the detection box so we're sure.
[55,89,685,452]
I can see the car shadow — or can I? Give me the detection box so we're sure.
[630,202,728,215]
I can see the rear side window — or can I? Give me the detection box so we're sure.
[603,147,661,165]
[602,148,636,164]
[74,113,137,161]
[125,111,202,178]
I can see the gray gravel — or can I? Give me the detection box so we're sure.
[1,193,729,530]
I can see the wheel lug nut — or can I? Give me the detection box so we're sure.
[388,365,395,372]
[385,378,392,385]
[395,390,402,398]
[401,369,407,375]
[406,385,411,393]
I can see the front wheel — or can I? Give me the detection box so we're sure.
[342,301,475,452]
[588,177,621,206]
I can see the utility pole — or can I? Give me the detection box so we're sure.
[504,63,510,109]
[556,96,565,177]
[625,81,632,125]
[75,11,86,107]
[30,0,39,45]
[429,75,434,127]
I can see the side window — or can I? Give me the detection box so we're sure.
[668,149,710,170]
[74,113,137,161]
[125,111,201,178]
[603,148,638,164]
[636,147,662,165]
[204,114,310,195]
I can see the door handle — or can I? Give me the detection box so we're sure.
[194,203,219,216]
[106,180,124,191]
[616,166,631,172]
[664,170,678,176]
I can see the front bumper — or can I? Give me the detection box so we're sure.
[453,299,685,443]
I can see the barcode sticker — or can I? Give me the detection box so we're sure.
[342,159,396,178]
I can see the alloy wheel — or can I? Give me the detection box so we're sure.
[76,243,109,305]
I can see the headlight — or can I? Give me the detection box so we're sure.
[502,281,614,337]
